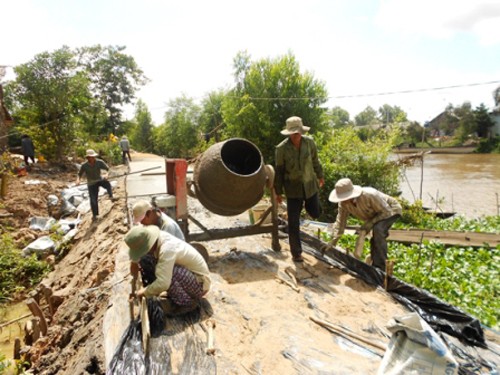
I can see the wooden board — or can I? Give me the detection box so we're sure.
[387,229,500,248]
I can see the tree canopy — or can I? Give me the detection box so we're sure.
[6,45,147,161]
[221,51,329,164]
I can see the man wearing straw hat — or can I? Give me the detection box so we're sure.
[328,178,402,270]
[76,149,117,221]
[125,225,211,316]
[274,116,324,263]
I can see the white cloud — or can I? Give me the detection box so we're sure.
[375,0,500,44]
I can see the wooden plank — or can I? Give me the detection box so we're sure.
[387,229,500,248]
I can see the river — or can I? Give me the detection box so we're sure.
[397,153,500,219]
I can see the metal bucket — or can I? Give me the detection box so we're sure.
[193,138,267,216]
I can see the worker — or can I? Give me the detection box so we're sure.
[125,225,211,316]
[327,178,402,270]
[76,149,117,221]
[274,116,324,263]
[132,200,185,241]
[119,135,132,164]
[21,134,36,169]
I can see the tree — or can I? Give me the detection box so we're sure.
[378,104,408,124]
[152,96,201,158]
[493,86,500,110]
[6,45,148,160]
[76,45,148,135]
[7,46,91,160]
[222,51,329,164]
[354,106,378,126]
[474,103,495,138]
[402,121,427,145]
[131,99,154,152]
[453,103,476,142]
[199,89,227,144]
[328,106,351,128]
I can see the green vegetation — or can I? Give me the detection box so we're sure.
[317,126,401,221]
[5,45,147,162]
[0,235,51,303]
[328,210,500,329]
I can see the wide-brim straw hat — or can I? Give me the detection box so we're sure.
[85,149,99,158]
[328,178,363,203]
[280,116,310,135]
[124,225,160,262]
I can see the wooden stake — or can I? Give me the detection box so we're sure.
[206,319,216,355]
[26,298,47,336]
[275,276,300,293]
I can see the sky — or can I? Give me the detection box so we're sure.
[2,0,500,125]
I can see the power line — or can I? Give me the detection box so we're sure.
[223,79,500,101]
[331,80,500,99]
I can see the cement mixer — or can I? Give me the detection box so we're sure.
[164,138,281,252]
[193,138,268,216]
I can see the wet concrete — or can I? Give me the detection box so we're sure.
[104,154,169,367]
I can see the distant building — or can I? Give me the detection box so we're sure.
[427,110,460,138]
[0,84,14,152]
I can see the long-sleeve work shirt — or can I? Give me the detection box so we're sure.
[330,187,402,245]
[274,135,323,199]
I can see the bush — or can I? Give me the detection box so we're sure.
[74,138,122,166]
[0,234,51,303]
[475,136,500,153]
[317,126,401,221]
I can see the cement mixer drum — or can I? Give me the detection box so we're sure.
[193,138,267,216]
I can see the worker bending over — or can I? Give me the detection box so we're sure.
[125,226,211,316]
[328,178,402,270]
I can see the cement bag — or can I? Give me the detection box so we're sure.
[22,236,56,258]
[378,313,458,375]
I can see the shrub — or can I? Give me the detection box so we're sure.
[317,126,401,221]
[0,234,51,303]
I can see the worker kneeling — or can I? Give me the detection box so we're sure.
[125,225,211,316]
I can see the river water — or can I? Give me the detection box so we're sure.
[397,153,500,219]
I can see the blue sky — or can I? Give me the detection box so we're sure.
[2,0,500,125]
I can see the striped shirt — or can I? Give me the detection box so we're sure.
[330,187,402,245]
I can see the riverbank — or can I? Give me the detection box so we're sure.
[393,146,476,154]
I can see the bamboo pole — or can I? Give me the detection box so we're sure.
[310,316,387,351]
[0,313,32,329]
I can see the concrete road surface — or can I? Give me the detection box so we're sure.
[126,153,167,200]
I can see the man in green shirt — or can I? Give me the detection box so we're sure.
[274,116,324,262]
[76,149,117,221]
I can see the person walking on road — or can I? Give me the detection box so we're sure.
[132,200,185,241]
[274,116,324,263]
[119,135,132,164]
[327,178,402,270]
[125,225,211,316]
[76,149,117,221]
